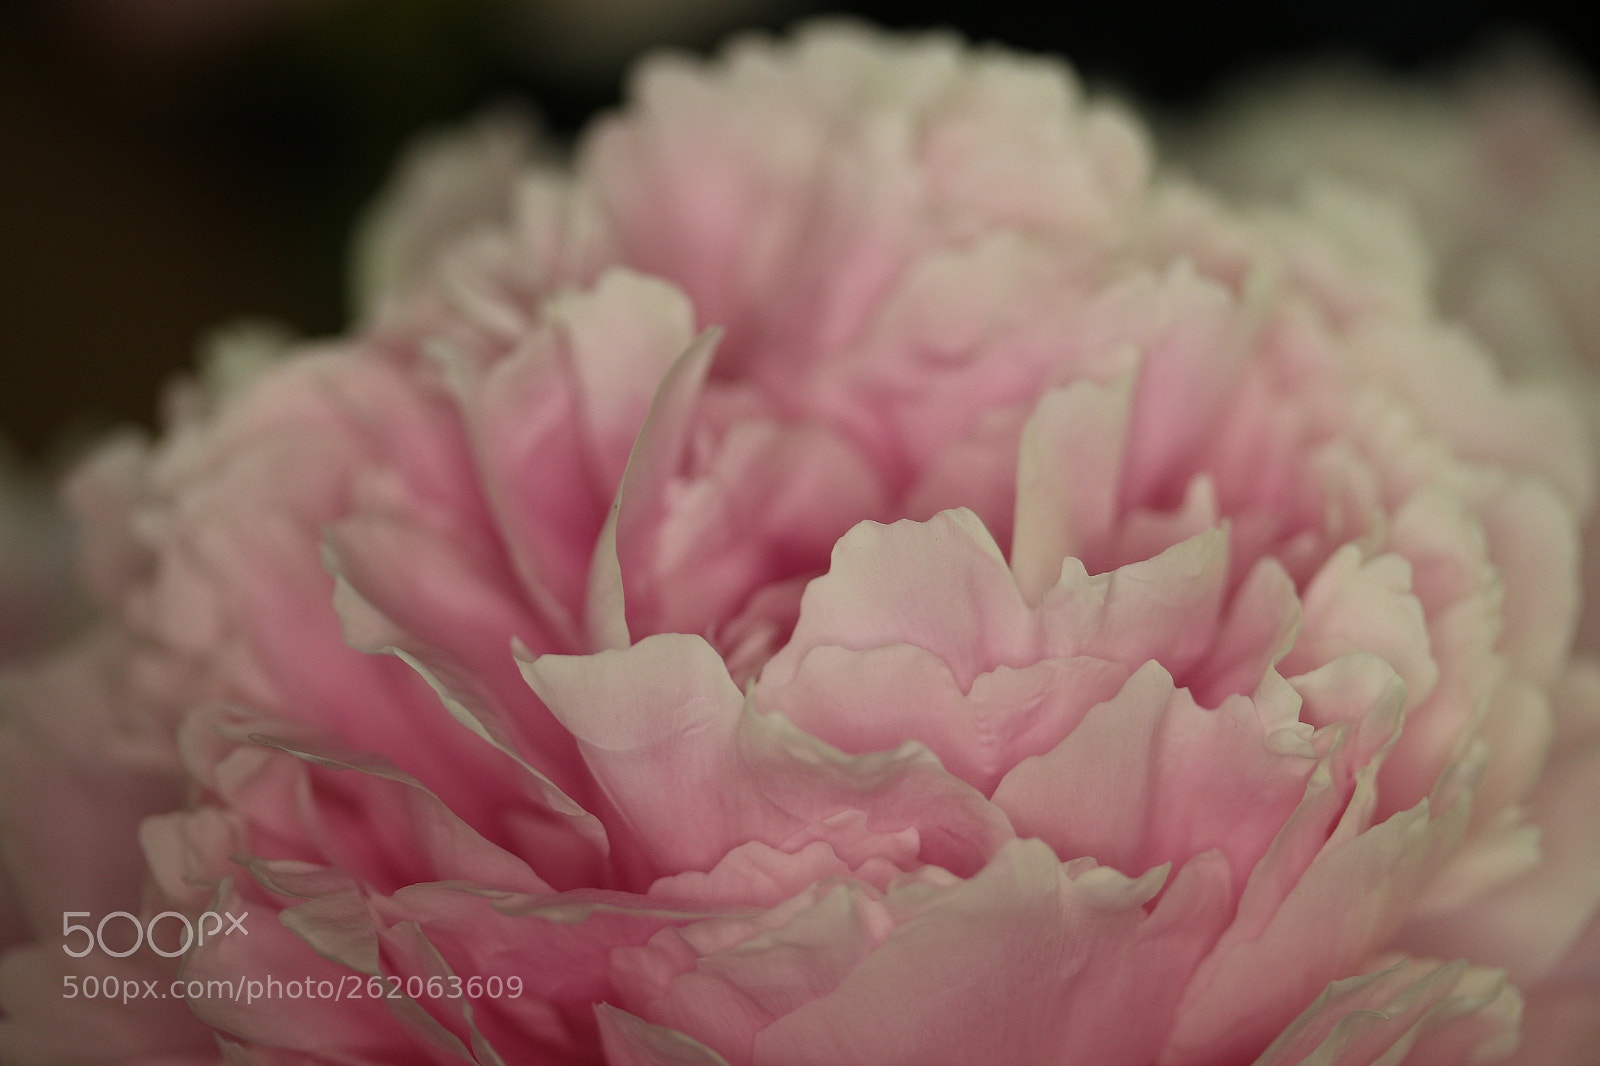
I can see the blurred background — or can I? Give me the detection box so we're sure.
[2,0,1598,462]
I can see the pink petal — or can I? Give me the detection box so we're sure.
[1010,374,1133,600]
[1251,954,1519,1066]
[1037,529,1230,680]
[1280,545,1439,715]
[588,327,721,650]
[762,509,1036,693]
[992,659,1314,883]
[598,1005,735,1066]
[1399,662,1600,985]
[622,840,1231,1066]
[639,410,888,646]
[1163,664,1469,1065]
[181,885,416,1057]
[761,642,1127,795]
[521,633,1013,890]
[324,498,591,796]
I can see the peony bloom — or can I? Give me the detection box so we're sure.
[3,22,1598,1065]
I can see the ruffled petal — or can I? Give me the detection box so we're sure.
[616,839,1231,1066]
[993,660,1315,884]
[521,633,1014,891]
[1251,955,1519,1066]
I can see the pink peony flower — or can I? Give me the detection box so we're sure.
[3,22,1598,1065]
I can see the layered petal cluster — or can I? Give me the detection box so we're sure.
[2,22,1597,1066]
[1173,50,1600,664]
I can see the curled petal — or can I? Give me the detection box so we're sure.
[521,633,1014,890]
[1251,954,1519,1066]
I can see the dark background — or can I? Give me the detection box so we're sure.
[3,0,1597,464]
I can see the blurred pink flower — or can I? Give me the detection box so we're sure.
[1174,49,1600,670]
[1175,49,1600,384]
[0,455,80,665]
[3,23,1598,1066]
